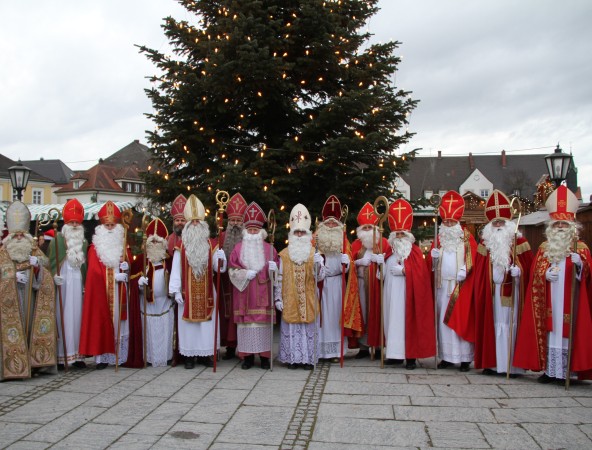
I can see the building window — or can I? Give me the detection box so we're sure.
[513,189,521,197]
[32,189,43,204]
[125,182,132,192]
[424,190,433,199]
[73,180,80,189]
[438,190,446,198]
[134,183,141,193]
[480,189,489,198]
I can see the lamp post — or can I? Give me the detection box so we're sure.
[544,144,573,187]
[8,160,32,202]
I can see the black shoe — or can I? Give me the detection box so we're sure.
[537,373,555,384]
[72,361,87,369]
[355,349,370,359]
[241,355,254,370]
[508,373,521,379]
[200,356,214,368]
[287,363,298,370]
[260,357,270,370]
[302,364,313,370]
[385,358,404,365]
[184,358,195,369]
[96,363,108,370]
[405,359,417,370]
[459,362,471,372]
[437,360,453,369]
[57,364,65,371]
[482,368,497,376]
[222,347,236,360]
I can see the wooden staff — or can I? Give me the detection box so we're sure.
[141,214,151,368]
[48,208,69,373]
[373,196,389,369]
[566,212,579,390]
[267,209,276,371]
[370,222,376,361]
[115,209,133,372]
[213,190,229,373]
[339,205,349,368]
[429,194,442,369]
[313,217,320,371]
[507,198,522,380]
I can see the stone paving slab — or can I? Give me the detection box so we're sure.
[82,381,144,408]
[495,396,581,408]
[395,405,496,423]
[0,421,41,448]
[493,406,592,424]
[317,403,394,419]
[431,383,508,398]
[1,391,93,424]
[215,405,293,446]
[244,379,306,407]
[24,405,106,444]
[108,432,161,449]
[6,440,51,450]
[183,388,249,423]
[308,443,414,450]
[407,373,470,385]
[426,421,490,448]
[522,423,592,448]
[478,423,540,449]
[411,396,499,408]
[322,393,411,405]
[51,423,130,449]
[92,394,165,426]
[327,370,408,383]
[128,400,194,436]
[324,380,433,396]
[500,382,592,397]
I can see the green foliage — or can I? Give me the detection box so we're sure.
[139,0,418,244]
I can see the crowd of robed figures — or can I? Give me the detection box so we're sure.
[1,184,591,388]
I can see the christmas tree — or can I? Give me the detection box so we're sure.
[139,0,418,238]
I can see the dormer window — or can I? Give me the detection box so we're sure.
[73,180,81,189]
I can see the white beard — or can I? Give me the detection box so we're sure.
[439,223,463,252]
[182,221,211,277]
[4,233,34,263]
[388,232,414,261]
[240,229,268,271]
[62,223,86,269]
[356,226,379,250]
[317,221,343,254]
[288,231,312,265]
[481,222,515,270]
[93,224,124,269]
[544,222,577,264]
[146,235,167,264]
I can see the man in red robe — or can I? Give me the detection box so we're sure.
[80,201,132,370]
[350,202,390,359]
[473,190,533,377]
[514,185,592,384]
[426,190,477,372]
[382,199,436,370]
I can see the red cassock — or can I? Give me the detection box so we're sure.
[425,228,478,343]
[79,245,133,356]
[473,236,533,369]
[513,241,592,378]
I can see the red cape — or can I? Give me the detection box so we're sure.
[473,237,533,369]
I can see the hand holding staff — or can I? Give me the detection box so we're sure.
[115,209,133,372]
[213,190,229,372]
[507,197,522,380]
[141,213,151,368]
[339,204,349,368]
[429,194,442,369]
[267,209,276,371]
[373,196,389,369]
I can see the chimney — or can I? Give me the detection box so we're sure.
[501,149,507,168]
[468,152,475,170]
[437,150,442,159]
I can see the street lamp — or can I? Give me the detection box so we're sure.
[544,144,573,186]
[8,160,32,201]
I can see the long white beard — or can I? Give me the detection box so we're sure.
[288,231,312,265]
[317,221,343,254]
[544,222,577,264]
[388,232,414,261]
[182,221,211,277]
[223,224,243,258]
[146,236,167,264]
[481,222,515,270]
[62,223,86,269]
[4,233,34,263]
[93,224,124,269]
[439,223,463,252]
[357,226,379,250]
[240,229,268,271]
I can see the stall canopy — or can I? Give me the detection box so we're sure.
[0,201,135,222]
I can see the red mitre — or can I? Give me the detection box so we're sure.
[227,193,248,220]
[388,199,413,232]
[98,201,121,224]
[357,202,378,226]
[171,194,187,219]
[546,185,578,221]
[322,195,342,221]
[243,202,266,229]
[485,190,512,222]
[146,217,169,239]
[63,198,84,224]
[44,229,55,240]
[438,190,464,221]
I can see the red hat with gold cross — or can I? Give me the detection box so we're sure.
[243,202,266,229]
[484,190,512,222]
[388,199,413,232]
[171,194,187,220]
[146,217,169,240]
[438,190,465,222]
[322,195,342,222]
[357,202,378,226]
[546,185,578,221]
[226,193,248,220]
[62,199,84,224]
[98,201,121,225]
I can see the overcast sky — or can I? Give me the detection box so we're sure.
[1,1,591,198]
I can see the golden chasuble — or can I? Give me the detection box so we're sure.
[279,248,318,324]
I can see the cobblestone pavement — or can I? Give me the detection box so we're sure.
[1,353,592,449]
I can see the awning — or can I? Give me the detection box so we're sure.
[0,201,135,222]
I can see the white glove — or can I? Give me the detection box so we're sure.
[16,271,29,285]
[119,261,129,271]
[174,292,184,305]
[510,265,521,278]
[355,255,371,267]
[390,264,404,276]
[138,276,149,286]
[340,253,350,267]
[546,267,559,283]
[314,252,324,265]
[54,275,64,286]
[456,266,467,282]
[246,270,257,280]
[374,253,385,265]
[214,249,226,262]
[268,261,278,272]
[430,248,440,259]
[571,252,582,267]
[115,273,128,283]
[29,256,39,267]
[275,300,284,312]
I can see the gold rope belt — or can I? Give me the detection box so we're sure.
[141,303,174,317]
